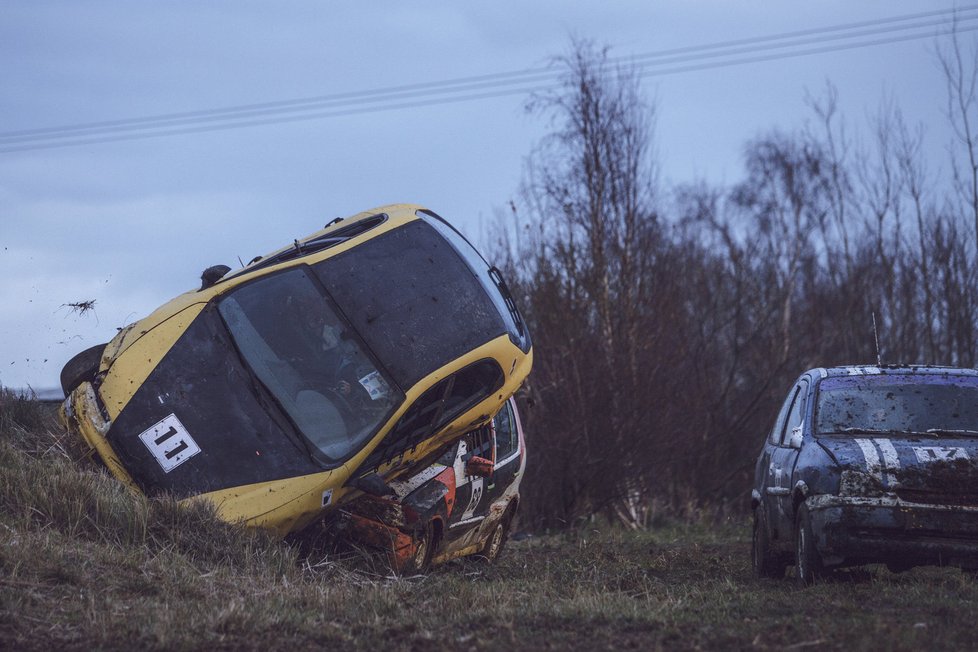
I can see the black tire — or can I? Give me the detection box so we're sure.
[795,504,823,587]
[479,510,513,563]
[60,343,107,396]
[752,504,788,579]
[403,521,434,575]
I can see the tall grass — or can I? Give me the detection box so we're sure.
[2,391,977,650]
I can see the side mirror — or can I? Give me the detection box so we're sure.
[200,264,231,290]
[789,426,804,450]
[465,456,493,478]
[353,473,395,497]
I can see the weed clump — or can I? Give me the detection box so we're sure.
[0,391,296,578]
[0,386,51,434]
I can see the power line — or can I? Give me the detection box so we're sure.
[2,6,975,153]
[5,3,975,143]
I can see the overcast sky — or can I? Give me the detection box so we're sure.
[1,1,969,392]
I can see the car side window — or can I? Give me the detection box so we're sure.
[466,424,494,462]
[360,359,504,470]
[434,359,504,431]
[769,388,796,446]
[493,401,519,462]
[779,379,810,446]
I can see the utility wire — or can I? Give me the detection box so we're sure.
[4,3,975,144]
[5,11,977,146]
[2,6,976,153]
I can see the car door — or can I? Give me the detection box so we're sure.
[767,378,809,536]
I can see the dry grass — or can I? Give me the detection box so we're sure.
[2,391,977,650]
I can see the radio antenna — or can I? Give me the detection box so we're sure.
[872,312,882,366]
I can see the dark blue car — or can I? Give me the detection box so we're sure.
[751,365,978,585]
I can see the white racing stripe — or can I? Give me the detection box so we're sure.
[855,438,883,484]
[873,438,901,487]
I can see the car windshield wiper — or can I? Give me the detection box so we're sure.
[925,428,978,437]
[838,427,934,436]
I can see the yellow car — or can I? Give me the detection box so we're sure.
[60,204,532,537]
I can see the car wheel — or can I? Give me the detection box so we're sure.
[795,504,823,587]
[752,504,787,579]
[403,521,434,575]
[481,519,509,564]
[60,343,107,395]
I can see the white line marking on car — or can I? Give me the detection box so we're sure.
[873,438,901,487]
[855,438,883,484]
[913,446,970,463]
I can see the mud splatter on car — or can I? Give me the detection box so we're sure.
[60,204,532,537]
[751,365,978,585]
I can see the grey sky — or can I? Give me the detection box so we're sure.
[0,1,965,391]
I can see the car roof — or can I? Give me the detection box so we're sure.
[809,365,978,379]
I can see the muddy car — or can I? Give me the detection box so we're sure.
[751,365,978,585]
[339,396,525,573]
[60,204,532,536]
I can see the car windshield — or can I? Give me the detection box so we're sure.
[815,373,978,437]
[218,266,400,463]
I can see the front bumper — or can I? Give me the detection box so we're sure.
[341,512,419,571]
[61,382,139,492]
[807,494,978,569]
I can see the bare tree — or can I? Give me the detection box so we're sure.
[938,18,978,252]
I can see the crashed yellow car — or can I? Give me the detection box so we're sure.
[60,204,532,536]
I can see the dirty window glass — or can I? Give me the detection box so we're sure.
[218,267,400,464]
[493,401,518,461]
[466,424,493,462]
[418,209,530,352]
[361,359,504,470]
[815,374,978,436]
[781,379,808,444]
[435,359,504,430]
[313,221,507,388]
[769,388,796,445]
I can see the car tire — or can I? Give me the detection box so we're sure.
[60,343,107,396]
[752,504,787,579]
[795,504,823,587]
[403,521,434,575]
[480,511,512,564]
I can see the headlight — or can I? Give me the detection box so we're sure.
[839,469,885,497]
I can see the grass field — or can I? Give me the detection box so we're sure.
[2,393,977,650]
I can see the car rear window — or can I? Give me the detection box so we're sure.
[815,374,978,436]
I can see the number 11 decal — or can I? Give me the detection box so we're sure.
[138,413,201,473]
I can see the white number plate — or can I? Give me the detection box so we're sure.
[138,413,201,473]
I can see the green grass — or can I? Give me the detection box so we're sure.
[2,392,977,650]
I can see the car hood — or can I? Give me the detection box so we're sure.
[817,434,978,497]
[104,304,323,499]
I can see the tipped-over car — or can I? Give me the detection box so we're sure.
[751,365,978,585]
[339,396,526,573]
[60,204,532,536]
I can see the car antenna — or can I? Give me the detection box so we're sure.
[872,312,883,366]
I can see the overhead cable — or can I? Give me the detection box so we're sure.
[2,6,976,153]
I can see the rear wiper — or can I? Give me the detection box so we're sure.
[926,428,978,437]
[840,427,933,436]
